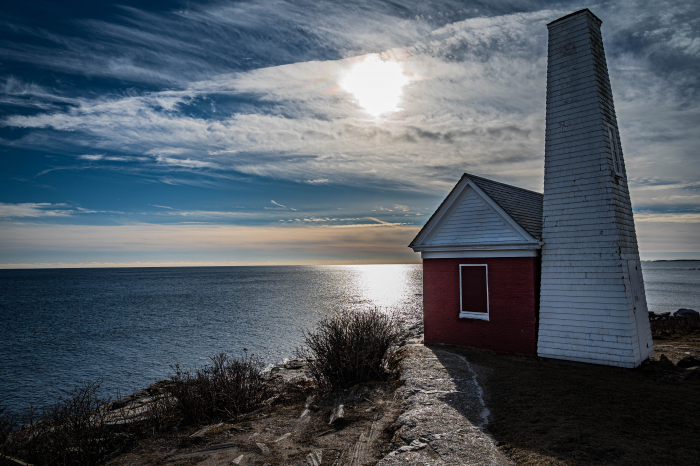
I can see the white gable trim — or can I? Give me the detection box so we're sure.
[422,249,539,259]
[410,177,541,251]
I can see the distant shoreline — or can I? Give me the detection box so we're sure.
[651,259,700,262]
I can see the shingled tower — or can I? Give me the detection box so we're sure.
[537,9,653,368]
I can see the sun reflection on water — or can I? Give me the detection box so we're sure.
[341,264,421,311]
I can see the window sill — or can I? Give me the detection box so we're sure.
[459,312,489,321]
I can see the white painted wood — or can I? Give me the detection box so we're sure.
[426,186,524,245]
[410,177,541,255]
[537,9,654,368]
[422,249,539,259]
[627,259,653,360]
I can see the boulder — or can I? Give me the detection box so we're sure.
[674,308,698,317]
[284,360,306,370]
[686,367,700,381]
[677,355,700,368]
[658,354,675,369]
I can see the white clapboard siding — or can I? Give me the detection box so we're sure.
[537,9,654,369]
[428,188,522,245]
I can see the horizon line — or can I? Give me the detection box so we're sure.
[1,257,698,270]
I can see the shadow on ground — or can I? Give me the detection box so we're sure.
[432,338,700,466]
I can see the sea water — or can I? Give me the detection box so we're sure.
[0,265,421,414]
[1,262,699,414]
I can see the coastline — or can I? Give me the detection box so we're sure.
[104,319,700,465]
[100,315,425,465]
[5,312,700,465]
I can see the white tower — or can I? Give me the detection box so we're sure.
[537,9,654,368]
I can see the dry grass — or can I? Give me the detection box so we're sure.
[444,339,700,466]
[0,405,17,463]
[1,352,275,465]
[2,382,130,466]
[296,308,404,390]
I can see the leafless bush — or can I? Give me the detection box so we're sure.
[167,352,274,425]
[651,314,700,339]
[296,308,404,390]
[6,382,129,466]
[0,404,18,463]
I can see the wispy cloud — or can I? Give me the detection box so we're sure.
[1,10,555,194]
[635,212,700,223]
[0,203,71,218]
[4,4,697,199]
[1,0,699,262]
[267,200,297,211]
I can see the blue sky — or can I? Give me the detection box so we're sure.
[1,0,699,267]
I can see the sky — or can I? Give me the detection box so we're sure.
[1,0,699,268]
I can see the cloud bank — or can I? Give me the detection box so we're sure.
[1,0,699,265]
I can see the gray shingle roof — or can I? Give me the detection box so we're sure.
[465,174,544,240]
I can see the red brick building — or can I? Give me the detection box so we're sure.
[409,10,654,367]
[409,174,543,356]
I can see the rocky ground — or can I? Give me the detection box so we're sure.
[106,377,402,466]
[377,344,512,466]
[101,320,699,466]
[103,322,425,466]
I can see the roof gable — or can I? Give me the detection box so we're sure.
[410,174,543,251]
[467,174,544,240]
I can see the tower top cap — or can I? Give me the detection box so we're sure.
[547,8,602,28]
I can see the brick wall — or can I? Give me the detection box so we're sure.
[423,257,539,356]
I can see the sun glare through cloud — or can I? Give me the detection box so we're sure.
[340,55,409,117]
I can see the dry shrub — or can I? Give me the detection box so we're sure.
[5,382,128,466]
[650,314,700,339]
[167,352,274,425]
[297,308,404,390]
[0,405,18,463]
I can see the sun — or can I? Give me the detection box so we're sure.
[340,55,409,117]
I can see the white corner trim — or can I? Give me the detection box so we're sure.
[459,313,490,321]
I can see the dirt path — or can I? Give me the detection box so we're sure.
[377,343,512,466]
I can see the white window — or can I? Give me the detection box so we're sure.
[459,264,489,320]
[607,124,623,176]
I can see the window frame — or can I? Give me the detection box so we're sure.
[459,264,490,320]
[607,123,623,177]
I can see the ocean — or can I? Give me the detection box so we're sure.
[1,261,699,415]
[0,265,422,415]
